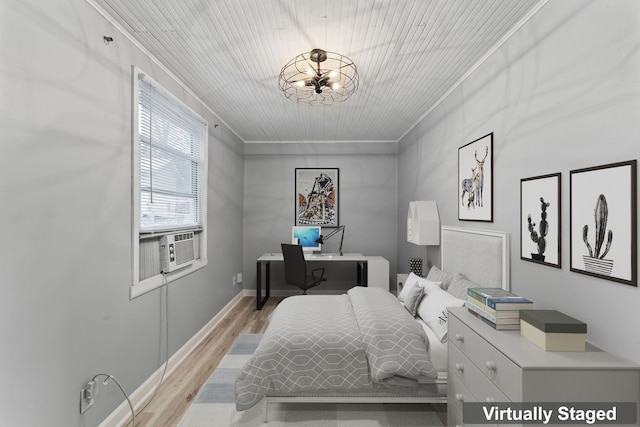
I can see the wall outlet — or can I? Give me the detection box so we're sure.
[80,380,96,413]
[232,273,242,287]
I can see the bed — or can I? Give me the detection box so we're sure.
[234,226,509,417]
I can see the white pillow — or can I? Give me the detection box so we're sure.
[397,272,420,302]
[403,284,425,316]
[417,287,466,343]
[398,273,442,303]
[416,276,443,294]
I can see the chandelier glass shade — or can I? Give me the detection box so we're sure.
[279,48,359,106]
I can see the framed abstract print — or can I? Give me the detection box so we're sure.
[520,173,561,268]
[295,168,339,227]
[570,160,637,286]
[458,132,493,222]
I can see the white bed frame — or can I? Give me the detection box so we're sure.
[263,226,510,418]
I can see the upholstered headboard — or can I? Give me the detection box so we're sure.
[441,226,510,291]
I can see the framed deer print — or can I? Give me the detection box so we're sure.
[295,168,339,227]
[570,160,637,286]
[458,133,493,222]
[520,173,561,268]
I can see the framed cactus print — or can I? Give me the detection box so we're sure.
[520,173,561,268]
[570,160,637,286]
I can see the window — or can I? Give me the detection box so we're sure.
[131,68,208,298]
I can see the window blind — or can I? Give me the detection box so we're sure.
[137,77,207,233]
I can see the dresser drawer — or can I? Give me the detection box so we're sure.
[448,372,500,427]
[447,374,465,427]
[449,313,523,400]
[447,404,464,427]
[449,344,510,403]
[448,367,471,412]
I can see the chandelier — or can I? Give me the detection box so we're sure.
[279,48,359,106]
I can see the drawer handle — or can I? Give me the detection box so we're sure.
[485,361,497,371]
[455,333,464,342]
[455,393,465,402]
[455,363,464,372]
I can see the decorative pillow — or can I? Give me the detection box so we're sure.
[417,287,466,343]
[447,273,480,300]
[403,284,425,317]
[415,276,443,294]
[397,272,421,303]
[426,265,455,290]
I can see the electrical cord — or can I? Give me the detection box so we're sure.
[131,272,170,417]
[86,273,170,426]
[91,374,135,427]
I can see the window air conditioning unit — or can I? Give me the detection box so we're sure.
[160,232,195,273]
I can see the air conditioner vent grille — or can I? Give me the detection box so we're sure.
[160,232,196,273]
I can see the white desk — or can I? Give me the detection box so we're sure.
[256,253,389,310]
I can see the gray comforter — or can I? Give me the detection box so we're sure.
[235,287,437,410]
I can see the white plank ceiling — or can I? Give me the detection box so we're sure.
[89,0,547,143]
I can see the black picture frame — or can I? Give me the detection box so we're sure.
[295,168,339,227]
[458,132,493,222]
[520,173,562,268]
[570,160,637,286]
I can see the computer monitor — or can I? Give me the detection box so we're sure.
[291,226,322,252]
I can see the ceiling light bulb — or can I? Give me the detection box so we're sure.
[295,80,306,87]
[306,68,315,76]
[331,82,341,90]
[329,70,338,78]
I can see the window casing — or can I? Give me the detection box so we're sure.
[131,67,208,298]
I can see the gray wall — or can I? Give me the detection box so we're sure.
[2,1,639,426]
[397,0,640,365]
[243,143,398,293]
[0,1,244,425]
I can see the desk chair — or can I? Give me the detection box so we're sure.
[281,243,326,294]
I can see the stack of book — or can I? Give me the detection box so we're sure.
[520,309,587,351]
[466,287,533,330]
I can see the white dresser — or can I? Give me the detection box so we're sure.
[448,307,640,427]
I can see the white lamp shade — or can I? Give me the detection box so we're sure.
[407,201,440,245]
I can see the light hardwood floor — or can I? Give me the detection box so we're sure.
[124,295,284,427]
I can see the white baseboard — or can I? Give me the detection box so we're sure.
[98,291,245,427]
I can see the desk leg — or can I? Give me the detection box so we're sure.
[256,261,270,310]
[356,261,368,287]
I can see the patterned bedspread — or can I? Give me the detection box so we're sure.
[348,286,437,382]
[234,287,437,410]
